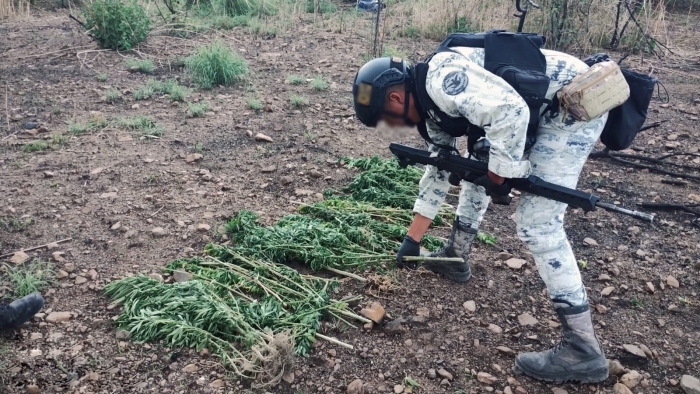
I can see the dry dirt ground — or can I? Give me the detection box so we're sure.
[1,7,700,394]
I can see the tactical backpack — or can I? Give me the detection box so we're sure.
[412,29,552,154]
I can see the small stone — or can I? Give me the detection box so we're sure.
[463,300,476,312]
[115,330,131,340]
[671,379,679,386]
[638,344,652,358]
[64,263,75,272]
[261,165,276,173]
[29,349,42,357]
[148,273,164,282]
[428,369,437,379]
[183,364,199,373]
[55,270,68,279]
[666,275,680,288]
[498,252,513,260]
[254,133,273,142]
[197,223,210,232]
[608,359,626,376]
[75,276,87,285]
[185,153,203,163]
[496,346,515,356]
[551,388,568,394]
[646,282,655,293]
[620,370,642,388]
[596,304,608,314]
[46,312,71,323]
[518,313,538,326]
[681,375,700,394]
[131,104,140,110]
[598,274,612,281]
[100,192,117,199]
[583,237,598,246]
[506,258,525,269]
[477,372,497,384]
[151,227,166,237]
[504,387,513,394]
[384,318,404,334]
[173,270,193,282]
[623,344,647,358]
[613,383,633,394]
[209,379,225,388]
[416,306,429,317]
[437,368,453,381]
[51,251,65,262]
[30,332,42,340]
[515,387,528,394]
[360,302,385,324]
[90,167,104,175]
[279,371,294,384]
[43,171,55,178]
[601,286,615,296]
[110,222,121,231]
[9,251,30,264]
[328,349,336,357]
[488,324,502,333]
[26,385,41,394]
[393,384,404,393]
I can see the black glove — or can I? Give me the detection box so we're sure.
[396,235,421,269]
[474,174,512,205]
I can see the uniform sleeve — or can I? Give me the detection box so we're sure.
[426,55,532,178]
[412,121,455,220]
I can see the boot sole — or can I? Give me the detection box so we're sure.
[512,362,609,384]
[424,267,471,283]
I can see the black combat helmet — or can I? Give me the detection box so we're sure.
[352,56,410,127]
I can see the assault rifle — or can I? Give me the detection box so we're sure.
[389,143,654,223]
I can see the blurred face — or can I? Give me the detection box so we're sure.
[379,90,420,127]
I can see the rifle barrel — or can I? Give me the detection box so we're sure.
[595,202,654,223]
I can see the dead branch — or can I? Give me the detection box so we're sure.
[0,238,73,259]
[639,202,700,216]
[590,149,700,182]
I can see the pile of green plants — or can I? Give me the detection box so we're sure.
[104,155,495,387]
[81,0,151,51]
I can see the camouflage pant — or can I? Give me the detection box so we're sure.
[457,112,608,308]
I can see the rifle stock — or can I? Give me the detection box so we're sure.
[389,143,654,223]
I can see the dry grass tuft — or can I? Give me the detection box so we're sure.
[0,0,30,19]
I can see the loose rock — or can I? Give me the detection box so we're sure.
[613,383,633,394]
[183,364,199,373]
[393,384,404,393]
[360,302,385,324]
[10,251,30,264]
[261,165,276,173]
[46,312,71,323]
[497,346,515,356]
[620,370,642,388]
[197,223,210,232]
[26,385,41,394]
[583,237,598,246]
[151,227,166,237]
[623,344,647,358]
[666,275,680,288]
[282,372,294,384]
[551,388,568,394]
[477,372,497,384]
[601,287,615,296]
[681,375,700,394]
[254,133,273,142]
[437,368,453,381]
[347,379,364,394]
[209,379,225,388]
[75,276,87,285]
[463,300,476,312]
[428,369,436,379]
[518,313,538,326]
[173,270,193,282]
[506,258,525,269]
[488,324,502,333]
[185,153,203,163]
[596,304,608,314]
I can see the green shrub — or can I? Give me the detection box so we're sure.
[210,14,250,29]
[126,58,155,73]
[286,75,306,85]
[82,0,151,51]
[132,78,189,101]
[246,97,263,110]
[310,76,328,91]
[290,94,308,107]
[188,102,209,117]
[305,0,336,13]
[185,40,249,89]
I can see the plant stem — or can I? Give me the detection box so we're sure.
[325,267,367,282]
[316,333,353,349]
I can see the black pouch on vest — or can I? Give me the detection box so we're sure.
[584,53,658,151]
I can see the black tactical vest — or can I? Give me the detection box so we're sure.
[411,30,553,154]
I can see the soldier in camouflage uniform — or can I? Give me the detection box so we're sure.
[351,43,610,384]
